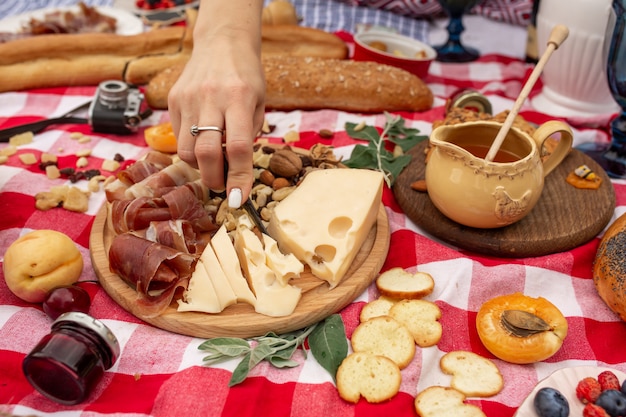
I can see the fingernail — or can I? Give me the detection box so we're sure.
[228,188,243,208]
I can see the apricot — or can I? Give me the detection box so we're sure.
[476,292,568,364]
[144,121,177,153]
[3,230,83,303]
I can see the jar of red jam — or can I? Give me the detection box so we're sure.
[22,312,120,405]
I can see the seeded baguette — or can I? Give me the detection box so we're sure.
[145,56,433,112]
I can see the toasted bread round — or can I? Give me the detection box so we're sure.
[415,386,486,417]
[376,267,434,299]
[389,299,442,347]
[359,296,397,322]
[336,352,401,403]
[439,351,504,397]
[351,316,415,369]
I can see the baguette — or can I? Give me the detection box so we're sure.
[261,24,348,59]
[0,26,187,66]
[145,56,434,112]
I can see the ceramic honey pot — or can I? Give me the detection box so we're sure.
[425,120,573,229]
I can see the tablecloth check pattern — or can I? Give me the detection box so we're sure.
[2,30,626,417]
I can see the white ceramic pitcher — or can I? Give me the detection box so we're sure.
[532,0,620,117]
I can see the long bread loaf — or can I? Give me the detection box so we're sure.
[0,22,348,93]
[145,56,434,112]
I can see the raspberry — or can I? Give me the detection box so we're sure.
[583,403,610,417]
[598,370,621,392]
[577,377,602,404]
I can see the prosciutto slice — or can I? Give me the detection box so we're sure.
[125,160,200,199]
[110,184,217,234]
[145,219,209,254]
[105,152,174,202]
[108,233,198,318]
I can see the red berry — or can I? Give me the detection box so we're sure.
[578,377,603,404]
[583,403,610,417]
[598,371,621,392]
[42,285,91,320]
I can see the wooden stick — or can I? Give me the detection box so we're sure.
[485,24,569,162]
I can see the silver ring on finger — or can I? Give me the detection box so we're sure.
[190,125,224,137]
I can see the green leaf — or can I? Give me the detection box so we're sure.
[268,356,300,368]
[308,314,348,382]
[343,113,427,186]
[229,351,252,387]
[198,337,250,355]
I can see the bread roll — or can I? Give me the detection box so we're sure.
[594,213,626,321]
[146,56,433,113]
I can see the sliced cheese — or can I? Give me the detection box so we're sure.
[211,224,257,306]
[267,168,384,288]
[263,233,304,286]
[234,227,301,317]
[200,242,237,310]
[177,259,222,313]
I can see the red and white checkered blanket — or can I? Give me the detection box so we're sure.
[1,23,626,417]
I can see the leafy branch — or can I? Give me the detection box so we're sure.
[198,314,348,386]
[343,112,427,187]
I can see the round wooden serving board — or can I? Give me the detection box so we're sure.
[393,141,615,257]
[90,203,390,339]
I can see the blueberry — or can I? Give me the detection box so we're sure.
[622,378,626,396]
[596,389,626,417]
[533,387,569,417]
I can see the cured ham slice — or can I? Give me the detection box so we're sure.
[110,197,171,234]
[105,151,174,202]
[108,233,198,318]
[145,220,209,254]
[110,185,217,234]
[125,160,200,199]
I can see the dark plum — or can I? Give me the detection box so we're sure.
[533,387,569,417]
[42,285,91,320]
[621,378,626,396]
[596,389,626,417]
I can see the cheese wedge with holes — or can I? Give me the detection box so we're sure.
[268,168,384,288]
[234,227,301,317]
[211,225,257,306]
[177,259,222,313]
[263,234,304,286]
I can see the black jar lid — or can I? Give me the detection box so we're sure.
[53,312,120,366]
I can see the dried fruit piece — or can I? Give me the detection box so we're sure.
[598,370,621,392]
[583,403,610,417]
[577,377,602,404]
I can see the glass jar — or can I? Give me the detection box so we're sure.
[22,312,120,405]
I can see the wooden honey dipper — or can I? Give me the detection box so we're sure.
[485,24,569,162]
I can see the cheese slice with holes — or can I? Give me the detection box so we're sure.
[211,225,257,306]
[234,227,301,317]
[177,259,222,313]
[263,234,304,286]
[268,168,384,288]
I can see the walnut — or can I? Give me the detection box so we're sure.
[269,148,303,177]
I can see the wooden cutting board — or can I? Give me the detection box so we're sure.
[393,141,615,257]
[89,203,389,339]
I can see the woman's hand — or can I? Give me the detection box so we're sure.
[168,0,265,208]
